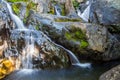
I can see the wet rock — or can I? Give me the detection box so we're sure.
[32,0,50,14]
[89,0,120,25]
[3,29,70,69]
[0,1,71,69]
[28,12,120,61]
[99,65,120,80]
[65,0,76,17]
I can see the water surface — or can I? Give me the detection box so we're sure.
[4,61,120,80]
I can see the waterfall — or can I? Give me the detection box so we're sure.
[53,42,91,68]
[3,1,25,29]
[54,5,61,16]
[21,34,35,69]
[1,0,91,69]
[77,1,91,22]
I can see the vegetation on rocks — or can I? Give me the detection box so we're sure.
[7,0,28,3]
[9,0,37,23]
[65,27,88,48]
[72,0,79,9]
[12,3,22,15]
[55,17,81,22]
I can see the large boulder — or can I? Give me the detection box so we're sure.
[27,13,120,61]
[7,29,70,69]
[89,0,120,25]
[99,65,120,80]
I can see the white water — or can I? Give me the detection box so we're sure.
[21,34,35,69]
[54,5,61,16]
[3,0,91,69]
[77,3,91,22]
[53,42,91,68]
[3,1,25,29]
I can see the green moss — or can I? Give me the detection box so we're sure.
[61,4,65,16]
[35,25,40,30]
[55,18,81,22]
[23,1,37,22]
[48,0,65,16]
[65,27,88,48]
[11,0,37,17]
[11,1,37,23]
[72,0,79,9]
[7,0,28,3]
[80,40,89,48]
[48,7,55,14]
[12,3,22,15]
[26,1,37,10]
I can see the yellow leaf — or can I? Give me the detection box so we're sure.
[0,59,15,79]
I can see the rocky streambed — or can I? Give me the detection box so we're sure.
[0,0,120,80]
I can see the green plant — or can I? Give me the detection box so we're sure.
[7,0,28,3]
[72,0,79,8]
[12,3,21,15]
[65,27,88,49]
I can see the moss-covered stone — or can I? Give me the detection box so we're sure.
[65,27,88,48]
[35,25,40,30]
[48,0,66,16]
[12,3,22,15]
[24,1,37,22]
[55,17,81,22]
[60,4,66,16]
[72,0,79,9]
[10,0,37,23]
[48,6,55,15]
[7,0,28,3]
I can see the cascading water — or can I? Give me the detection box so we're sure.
[53,42,91,68]
[3,1,25,29]
[2,0,91,69]
[21,33,35,69]
[77,1,91,22]
[54,4,61,16]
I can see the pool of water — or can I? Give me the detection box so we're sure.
[4,61,120,80]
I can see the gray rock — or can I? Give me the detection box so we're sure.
[89,0,120,25]
[99,65,120,80]
[0,2,71,69]
[32,0,50,14]
[8,29,70,69]
[27,13,120,61]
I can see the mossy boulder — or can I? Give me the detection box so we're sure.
[65,26,88,48]
[54,17,81,22]
[9,1,37,23]
[7,0,28,3]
